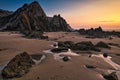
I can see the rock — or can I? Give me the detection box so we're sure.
[0,9,13,17]
[58,41,74,48]
[109,36,113,40]
[26,31,43,38]
[115,54,120,56]
[49,14,73,31]
[78,27,120,38]
[103,53,108,58]
[78,27,105,38]
[57,41,100,52]
[40,36,48,39]
[2,52,34,78]
[108,43,120,48]
[95,41,111,49]
[85,65,96,69]
[51,48,68,53]
[63,56,70,62]
[73,41,100,51]
[0,1,73,35]
[102,72,118,80]
[31,54,43,60]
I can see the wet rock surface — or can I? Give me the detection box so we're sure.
[51,48,68,53]
[102,72,118,80]
[103,53,108,58]
[57,41,100,52]
[62,56,70,62]
[95,41,111,49]
[1,52,34,78]
[85,65,96,69]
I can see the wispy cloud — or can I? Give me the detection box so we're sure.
[98,20,115,22]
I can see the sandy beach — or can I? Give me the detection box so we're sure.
[0,32,120,80]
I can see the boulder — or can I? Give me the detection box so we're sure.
[102,72,118,80]
[85,65,96,69]
[58,41,74,48]
[2,52,34,78]
[51,48,68,53]
[73,41,100,51]
[103,53,108,58]
[96,41,111,49]
[63,56,70,62]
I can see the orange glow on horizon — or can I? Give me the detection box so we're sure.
[59,0,120,30]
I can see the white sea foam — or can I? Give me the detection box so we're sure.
[32,55,46,65]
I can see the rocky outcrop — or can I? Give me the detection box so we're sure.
[58,41,74,48]
[49,14,72,31]
[0,9,13,17]
[73,41,100,51]
[2,52,34,78]
[0,1,72,34]
[4,1,49,33]
[78,27,106,38]
[78,27,120,38]
[57,41,100,52]
[51,47,68,53]
[95,41,111,49]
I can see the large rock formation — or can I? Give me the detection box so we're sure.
[0,9,13,17]
[3,1,49,33]
[78,27,120,38]
[1,52,34,78]
[49,14,72,31]
[78,27,106,38]
[57,41,100,52]
[0,1,72,34]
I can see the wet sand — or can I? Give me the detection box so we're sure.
[0,32,120,80]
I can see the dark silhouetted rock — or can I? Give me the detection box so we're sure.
[49,14,73,31]
[2,52,34,78]
[103,53,108,58]
[115,54,120,56]
[57,41,100,52]
[78,27,105,38]
[102,72,118,80]
[108,43,120,48]
[73,41,100,51]
[96,41,111,49]
[58,41,74,48]
[0,1,72,35]
[0,9,13,17]
[78,27,120,38]
[51,48,68,53]
[63,56,70,62]
[85,65,96,69]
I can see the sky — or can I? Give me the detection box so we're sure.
[0,0,120,30]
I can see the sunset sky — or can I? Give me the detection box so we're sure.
[0,0,120,30]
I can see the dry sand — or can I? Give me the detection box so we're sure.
[0,32,120,80]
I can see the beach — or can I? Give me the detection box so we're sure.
[0,32,120,80]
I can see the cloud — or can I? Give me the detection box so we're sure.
[98,20,115,22]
